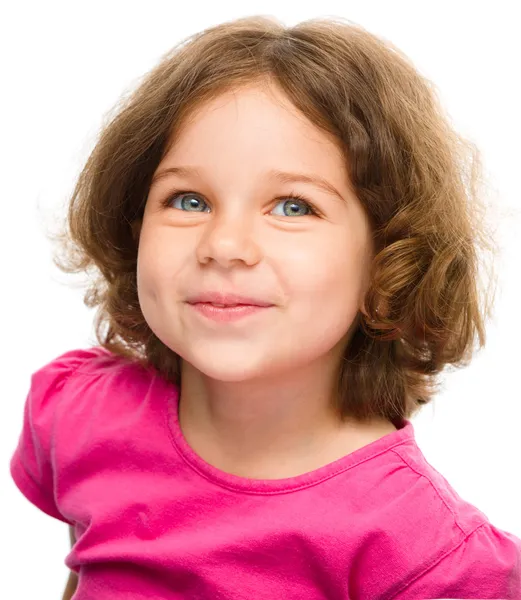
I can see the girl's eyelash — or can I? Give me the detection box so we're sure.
[160,189,320,216]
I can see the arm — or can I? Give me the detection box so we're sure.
[62,526,78,600]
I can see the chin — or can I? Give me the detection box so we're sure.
[188,357,269,383]
[178,342,283,383]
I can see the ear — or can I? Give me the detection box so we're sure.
[131,219,143,243]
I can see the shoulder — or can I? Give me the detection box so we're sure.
[27,346,159,426]
[16,345,168,468]
[27,347,109,417]
[390,437,490,532]
[377,436,521,598]
[387,519,521,599]
[31,346,112,384]
[353,424,490,539]
[31,345,153,392]
[10,347,143,522]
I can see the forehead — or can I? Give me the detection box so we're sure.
[161,83,347,177]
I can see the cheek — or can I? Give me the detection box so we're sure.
[278,233,365,306]
[136,226,188,291]
[135,228,187,344]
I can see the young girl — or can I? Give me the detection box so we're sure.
[10,14,520,600]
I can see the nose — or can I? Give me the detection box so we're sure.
[196,212,261,268]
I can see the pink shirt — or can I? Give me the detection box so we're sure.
[10,347,521,599]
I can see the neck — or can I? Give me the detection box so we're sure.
[178,355,395,479]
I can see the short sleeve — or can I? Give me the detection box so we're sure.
[9,347,107,524]
[390,521,521,599]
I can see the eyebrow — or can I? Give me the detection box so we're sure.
[151,165,346,202]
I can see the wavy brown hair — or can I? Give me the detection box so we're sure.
[49,15,499,426]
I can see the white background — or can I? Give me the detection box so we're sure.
[1,1,520,598]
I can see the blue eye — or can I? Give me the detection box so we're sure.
[170,193,210,213]
[163,191,318,217]
[271,197,315,217]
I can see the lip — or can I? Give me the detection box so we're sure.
[185,291,275,323]
[186,291,275,308]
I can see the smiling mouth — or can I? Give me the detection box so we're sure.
[187,301,273,322]
[185,291,275,308]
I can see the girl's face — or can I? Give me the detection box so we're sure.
[137,82,374,382]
